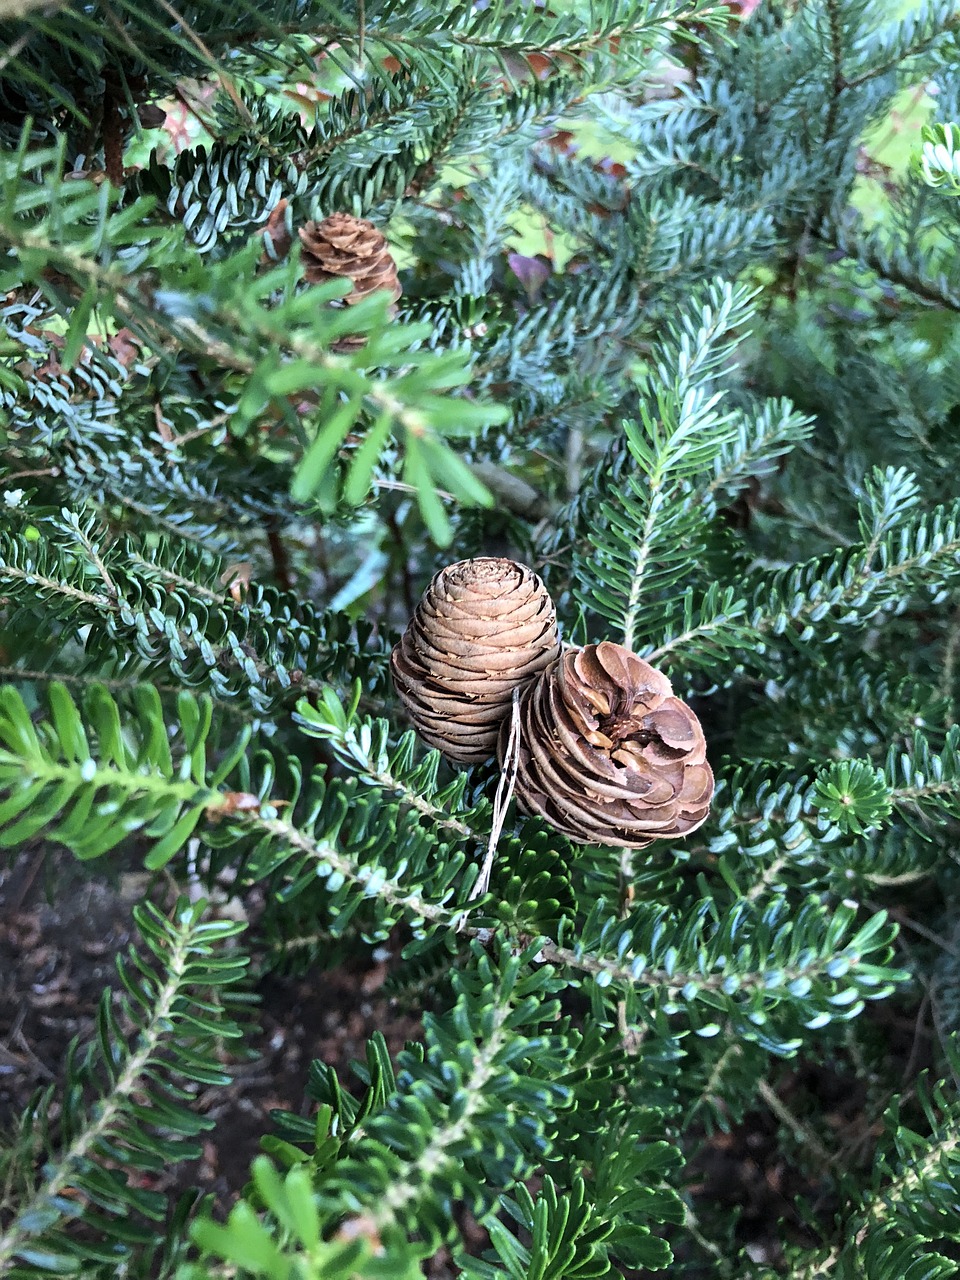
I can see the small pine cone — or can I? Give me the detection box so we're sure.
[298,213,401,304]
[502,641,713,848]
[391,558,562,765]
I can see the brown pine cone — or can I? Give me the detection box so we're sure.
[502,641,713,847]
[391,558,562,765]
[298,213,401,304]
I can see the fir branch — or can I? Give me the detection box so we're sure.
[749,496,960,644]
[0,561,111,609]
[0,898,247,1276]
[817,224,960,311]
[640,584,751,672]
[0,680,247,863]
[0,927,194,1268]
[842,1,960,90]
[246,811,463,930]
[569,279,755,649]
[294,693,486,840]
[702,399,815,513]
[0,523,384,713]
[372,999,510,1227]
[160,0,732,62]
[128,551,233,607]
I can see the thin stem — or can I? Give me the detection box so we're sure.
[644,612,739,665]
[127,552,232,605]
[368,765,476,838]
[152,0,256,128]
[0,564,111,609]
[941,608,960,728]
[757,1077,833,1167]
[621,490,662,654]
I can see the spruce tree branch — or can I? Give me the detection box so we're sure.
[814,227,960,312]
[821,0,846,158]
[940,608,960,728]
[644,612,738,665]
[538,938,838,996]
[300,712,482,839]
[247,814,463,928]
[873,904,959,957]
[841,15,960,89]
[753,531,960,639]
[113,493,238,552]
[0,665,184,694]
[372,1004,510,1224]
[792,0,846,286]
[683,1043,742,1131]
[0,562,112,609]
[0,667,274,733]
[70,522,118,598]
[891,780,960,807]
[1,538,335,706]
[152,0,256,128]
[264,928,334,958]
[233,809,882,1004]
[704,424,794,503]
[780,503,854,549]
[367,765,476,837]
[0,226,434,441]
[728,773,957,847]
[815,1126,960,1272]
[756,1077,833,1167]
[128,552,232,606]
[298,82,438,168]
[168,6,726,60]
[744,854,790,903]
[0,912,197,1271]
[0,753,212,810]
[683,1202,736,1278]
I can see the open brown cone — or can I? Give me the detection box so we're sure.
[391,558,561,765]
[299,213,401,352]
[298,213,401,304]
[501,641,713,847]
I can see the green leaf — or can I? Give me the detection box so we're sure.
[61,285,96,369]
[343,411,393,507]
[191,1203,287,1277]
[291,395,361,504]
[143,803,207,870]
[404,433,452,546]
[418,437,494,508]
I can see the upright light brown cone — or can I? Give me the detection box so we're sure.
[501,641,713,847]
[391,558,561,765]
[298,213,401,304]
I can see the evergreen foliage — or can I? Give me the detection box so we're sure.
[3,0,960,1276]
[0,897,249,1277]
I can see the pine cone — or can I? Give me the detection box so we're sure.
[298,213,401,304]
[391,558,562,765]
[502,641,713,847]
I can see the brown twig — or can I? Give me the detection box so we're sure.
[153,0,256,128]
[102,74,124,186]
[265,526,292,591]
[384,505,416,617]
